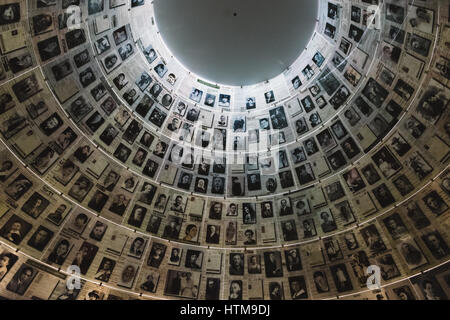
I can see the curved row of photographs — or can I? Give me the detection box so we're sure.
[0,231,449,300]
[0,0,446,199]
[0,173,448,300]
[0,0,447,300]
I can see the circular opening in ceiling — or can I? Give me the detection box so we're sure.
[154,0,318,86]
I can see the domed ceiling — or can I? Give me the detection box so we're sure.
[0,0,447,301]
[154,0,318,85]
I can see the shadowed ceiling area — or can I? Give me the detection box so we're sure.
[154,0,318,85]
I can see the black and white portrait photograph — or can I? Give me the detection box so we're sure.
[303,137,319,156]
[302,218,317,239]
[37,36,61,62]
[361,163,381,186]
[308,84,321,97]
[394,78,415,101]
[342,167,365,194]
[296,163,315,185]
[327,150,347,171]
[416,80,448,124]
[403,201,430,230]
[372,146,403,179]
[189,88,203,103]
[360,224,387,255]
[68,96,92,123]
[406,33,431,58]
[211,176,225,194]
[95,35,111,55]
[55,160,78,187]
[218,94,231,107]
[6,264,37,296]
[292,76,302,89]
[264,251,283,278]
[12,74,41,102]
[291,147,307,164]
[404,116,426,139]
[269,106,288,129]
[339,37,351,54]
[30,147,58,174]
[372,183,396,208]
[163,216,183,239]
[325,23,336,39]
[47,238,73,266]
[421,231,449,260]
[0,250,18,281]
[50,59,72,82]
[113,74,128,92]
[185,249,203,270]
[128,236,147,260]
[242,203,257,224]
[246,97,256,109]
[168,247,183,266]
[330,264,353,292]
[117,264,139,288]
[288,276,308,299]
[79,67,96,88]
[127,205,147,228]
[113,25,128,46]
[146,215,162,234]
[204,278,220,300]
[0,93,15,115]
[21,192,50,219]
[393,175,415,196]
[5,174,33,201]
[343,232,359,251]
[247,174,261,192]
[343,107,361,127]
[46,203,71,226]
[316,128,337,152]
[94,257,116,282]
[348,24,363,42]
[329,85,350,110]
[205,225,220,244]
[362,78,389,108]
[0,3,20,25]
[319,210,337,233]
[228,280,242,300]
[422,190,448,216]
[27,225,54,252]
[377,254,400,281]
[413,275,448,300]
[204,93,216,107]
[101,53,120,73]
[149,107,167,127]
[143,44,157,64]
[147,242,167,268]
[229,253,244,275]
[154,63,168,78]
[405,151,433,181]
[139,271,159,293]
[264,90,275,104]
[397,238,428,270]
[324,238,343,262]
[388,132,411,157]
[0,214,32,245]
[281,220,298,242]
[383,213,408,240]
[73,49,91,69]
[65,29,86,50]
